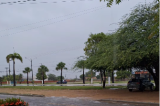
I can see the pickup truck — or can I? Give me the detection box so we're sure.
[127,78,154,92]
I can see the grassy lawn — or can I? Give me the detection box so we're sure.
[114,81,128,83]
[0,86,126,90]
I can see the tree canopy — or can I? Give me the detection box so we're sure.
[36,65,49,80]
[100,0,159,7]
[6,53,23,63]
[84,2,159,90]
[48,74,57,81]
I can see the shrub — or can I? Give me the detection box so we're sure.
[0,97,29,106]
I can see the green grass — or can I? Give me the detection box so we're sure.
[0,86,126,90]
[114,81,128,83]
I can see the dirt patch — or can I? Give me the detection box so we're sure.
[0,88,159,103]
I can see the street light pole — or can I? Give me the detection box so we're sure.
[5,67,8,77]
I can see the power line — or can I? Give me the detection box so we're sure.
[28,46,84,59]
[1,6,106,37]
[0,0,94,6]
[0,5,105,32]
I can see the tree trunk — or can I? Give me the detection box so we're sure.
[154,64,159,91]
[13,61,16,86]
[61,69,62,84]
[27,72,28,85]
[112,71,114,83]
[147,67,159,91]
[9,61,10,81]
[100,70,103,84]
[103,70,106,88]
[149,73,151,81]
[83,66,85,84]
[43,71,44,85]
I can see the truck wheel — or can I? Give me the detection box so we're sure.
[150,85,154,91]
[129,89,132,92]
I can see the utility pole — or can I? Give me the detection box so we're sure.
[5,67,8,77]
[31,59,33,84]
[25,57,36,85]
[13,60,16,86]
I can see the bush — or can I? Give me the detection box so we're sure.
[0,97,29,106]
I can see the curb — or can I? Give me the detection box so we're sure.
[97,99,159,105]
[0,93,45,97]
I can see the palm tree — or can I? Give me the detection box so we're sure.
[56,62,67,84]
[38,65,49,84]
[6,53,23,86]
[73,59,85,84]
[23,67,32,85]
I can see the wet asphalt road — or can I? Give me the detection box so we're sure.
[0,95,158,106]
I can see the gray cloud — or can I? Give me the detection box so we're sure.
[0,0,149,78]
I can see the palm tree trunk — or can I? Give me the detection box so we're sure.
[83,66,85,84]
[61,69,62,84]
[13,60,16,86]
[27,72,28,86]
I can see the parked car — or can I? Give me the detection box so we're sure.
[127,78,154,92]
[57,80,67,84]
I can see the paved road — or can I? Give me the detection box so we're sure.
[0,95,158,106]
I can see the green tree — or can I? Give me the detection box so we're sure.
[6,53,23,86]
[36,65,49,84]
[18,73,23,84]
[84,32,108,88]
[115,3,159,90]
[116,70,131,80]
[85,70,96,77]
[55,62,67,84]
[95,2,159,90]
[79,74,84,80]
[48,74,57,81]
[99,0,159,7]
[0,77,3,85]
[23,67,32,85]
[96,75,100,79]
[73,57,86,84]
[56,76,64,81]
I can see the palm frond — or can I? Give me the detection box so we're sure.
[55,62,67,71]
[14,53,23,63]
[6,54,13,63]
[23,67,31,73]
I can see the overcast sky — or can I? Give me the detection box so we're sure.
[0,0,150,79]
